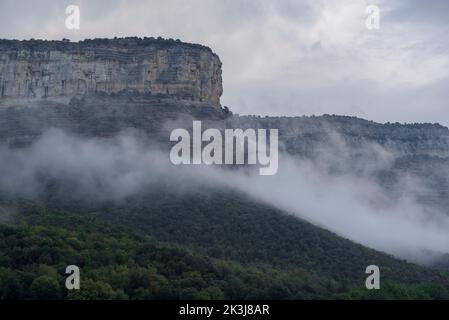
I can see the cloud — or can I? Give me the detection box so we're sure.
[1,127,449,266]
[1,0,449,124]
[220,152,449,265]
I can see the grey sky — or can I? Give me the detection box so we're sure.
[1,0,448,125]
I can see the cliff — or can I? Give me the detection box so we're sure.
[1,37,449,218]
[0,37,222,106]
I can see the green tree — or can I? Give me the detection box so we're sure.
[30,275,61,299]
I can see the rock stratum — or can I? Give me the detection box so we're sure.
[0,37,222,106]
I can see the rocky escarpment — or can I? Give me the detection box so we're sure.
[1,37,449,218]
[0,37,222,106]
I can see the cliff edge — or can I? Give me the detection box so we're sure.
[0,37,222,107]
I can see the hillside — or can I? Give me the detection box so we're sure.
[60,190,449,286]
[1,209,448,300]
[1,38,449,300]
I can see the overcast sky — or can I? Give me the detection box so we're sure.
[1,0,448,125]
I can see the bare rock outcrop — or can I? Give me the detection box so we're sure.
[0,37,222,107]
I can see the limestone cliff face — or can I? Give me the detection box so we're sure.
[0,38,222,106]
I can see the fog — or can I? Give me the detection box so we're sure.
[1,128,449,265]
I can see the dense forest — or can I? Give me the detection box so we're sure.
[1,199,449,299]
[87,190,449,287]
[0,209,338,299]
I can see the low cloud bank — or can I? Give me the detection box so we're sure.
[1,128,449,265]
